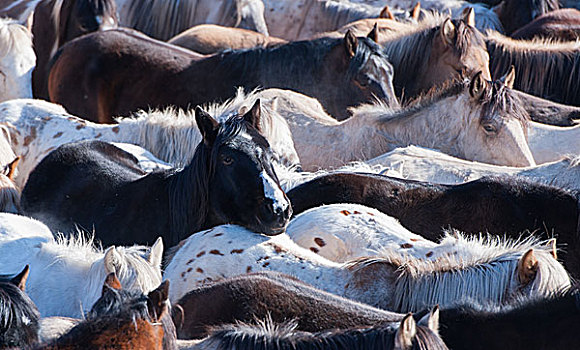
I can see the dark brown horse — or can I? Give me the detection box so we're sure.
[287,173,580,277]
[487,31,580,106]
[511,8,580,41]
[514,89,580,126]
[38,274,173,350]
[32,0,118,99]
[494,0,560,35]
[48,28,397,123]
[173,271,406,339]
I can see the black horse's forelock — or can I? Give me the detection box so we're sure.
[0,281,40,348]
[88,287,150,321]
[77,0,118,17]
[168,115,269,245]
[346,36,386,80]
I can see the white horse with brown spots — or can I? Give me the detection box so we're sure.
[256,70,535,171]
[0,213,164,318]
[164,224,570,313]
[0,91,298,188]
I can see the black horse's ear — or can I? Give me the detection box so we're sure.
[367,23,379,43]
[11,265,29,291]
[344,30,358,59]
[469,71,486,99]
[242,99,263,133]
[147,280,170,322]
[195,107,219,146]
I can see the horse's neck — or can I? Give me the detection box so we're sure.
[527,121,580,164]
[519,159,575,189]
[371,95,470,158]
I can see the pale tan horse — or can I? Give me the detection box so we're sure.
[168,24,286,55]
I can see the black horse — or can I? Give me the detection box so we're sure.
[287,173,579,276]
[21,101,292,247]
[0,265,40,349]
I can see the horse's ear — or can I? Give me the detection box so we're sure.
[103,272,122,293]
[104,246,121,275]
[148,237,164,269]
[367,23,379,42]
[11,265,29,291]
[418,305,440,334]
[499,65,516,89]
[441,18,456,46]
[469,71,486,99]
[462,7,476,27]
[147,280,170,322]
[3,156,20,181]
[411,2,421,21]
[395,313,416,349]
[546,238,557,259]
[518,249,539,285]
[195,107,219,147]
[344,30,358,59]
[379,5,394,19]
[242,99,263,133]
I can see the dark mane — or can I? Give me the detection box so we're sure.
[78,0,117,19]
[0,277,39,349]
[486,31,580,106]
[205,320,448,350]
[168,114,269,244]
[217,36,382,87]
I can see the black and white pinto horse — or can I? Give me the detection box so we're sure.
[21,103,292,247]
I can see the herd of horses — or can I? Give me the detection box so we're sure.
[0,0,578,349]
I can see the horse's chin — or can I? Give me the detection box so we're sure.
[247,217,287,236]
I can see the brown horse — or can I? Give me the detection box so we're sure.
[31,0,118,99]
[511,9,580,41]
[48,28,397,122]
[487,31,580,106]
[168,24,286,55]
[493,0,560,35]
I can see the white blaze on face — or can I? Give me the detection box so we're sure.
[260,171,288,212]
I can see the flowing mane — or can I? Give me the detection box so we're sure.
[486,31,580,106]
[346,233,570,312]
[0,18,32,59]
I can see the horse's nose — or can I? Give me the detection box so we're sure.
[263,199,292,226]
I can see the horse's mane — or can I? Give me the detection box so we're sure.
[124,0,242,40]
[319,0,381,32]
[529,0,560,17]
[381,16,486,97]
[203,317,448,350]
[0,277,40,348]
[116,88,274,167]
[486,31,580,105]
[0,18,32,59]
[345,233,570,312]
[216,36,382,87]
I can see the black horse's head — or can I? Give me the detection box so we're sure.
[58,0,118,45]
[0,265,40,349]
[193,99,292,236]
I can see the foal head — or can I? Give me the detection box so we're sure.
[0,265,40,349]
[183,99,292,237]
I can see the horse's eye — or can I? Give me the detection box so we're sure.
[221,155,233,165]
[482,124,496,133]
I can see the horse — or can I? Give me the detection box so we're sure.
[0,93,299,189]
[0,213,164,318]
[486,31,580,107]
[256,70,534,170]
[426,288,580,350]
[511,9,580,41]
[0,18,34,103]
[512,89,580,126]
[21,106,292,247]
[379,11,491,101]
[367,145,580,190]
[168,24,286,55]
[38,274,172,350]
[164,224,570,313]
[286,173,580,277]
[115,0,268,41]
[0,265,40,349]
[48,28,397,122]
[0,157,21,214]
[31,0,118,99]
[186,312,447,350]
[0,0,39,23]
[493,0,560,35]
[527,116,580,164]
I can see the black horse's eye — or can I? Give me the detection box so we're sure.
[221,155,234,165]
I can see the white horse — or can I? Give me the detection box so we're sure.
[367,145,580,190]
[0,18,35,102]
[257,71,535,170]
[527,121,580,164]
[0,213,164,318]
[0,91,298,188]
[164,224,570,313]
